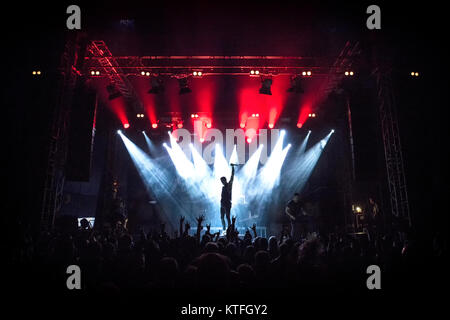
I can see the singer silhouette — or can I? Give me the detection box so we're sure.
[220,164,236,230]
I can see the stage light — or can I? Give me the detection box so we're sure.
[199,137,205,143]
[302,71,306,76]
[95,71,100,75]
[250,70,255,75]
[136,113,145,118]
[411,72,414,76]
[106,84,122,100]
[193,71,203,77]
[117,130,122,134]
[141,71,145,76]
[255,113,260,117]
[240,123,245,129]
[287,76,304,93]
[177,122,183,129]
[193,71,197,76]
[415,72,419,76]
[312,113,316,118]
[355,206,362,213]
[32,71,36,75]
[162,142,168,148]
[142,131,145,134]
[297,123,303,128]
[90,70,95,76]
[252,114,256,117]
[345,71,349,76]
[259,78,272,95]
[280,129,286,136]
[148,77,164,94]
[206,123,212,129]
[331,129,335,133]
[307,71,311,76]
[123,123,130,129]
[268,123,274,129]
[178,77,191,94]
[250,70,260,76]
[350,71,354,76]
[247,137,252,143]
[152,123,158,129]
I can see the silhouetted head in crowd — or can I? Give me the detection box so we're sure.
[196,253,230,288]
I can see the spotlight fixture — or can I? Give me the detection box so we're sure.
[268,123,274,129]
[240,123,245,129]
[191,113,199,118]
[287,76,304,93]
[246,137,252,143]
[411,72,419,77]
[345,71,355,76]
[148,77,164,94]
[123,123,130,129]
[117,130,122,134]
[297,123,303,128]
[199,137,205,143]
[106,84,122,100]
[136,113,145,118]
[308,113,316,118]
[152,123,158,129]
[192,71,203,77]
[302,71,312,77]
[259,78,272,95]
[250,70,260,76]
[206,122,212,129]
[177,122,183,129]
[178,77,191,94]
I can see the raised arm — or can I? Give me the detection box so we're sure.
[229,165,235,187]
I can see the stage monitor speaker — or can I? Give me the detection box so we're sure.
[66,79,97,181]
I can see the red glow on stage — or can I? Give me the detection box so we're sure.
[123,123,130,129]
[298,104,311,128]
[297,122,303,128]
[152,123,158,129]
[177,123,183,129]
[238,76,289,133]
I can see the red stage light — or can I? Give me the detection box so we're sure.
[268,123,274,129]
[246,138,252,143]
[200,137,205,143]
[177,123,183,129]
[297,123,303,128]
[255,113,259,117]
[123,123,130,129]
[191,114,195,118]
[152,123,158,129]
[206,123,212,129]
[240,123,245,129]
